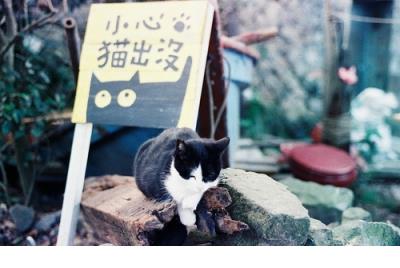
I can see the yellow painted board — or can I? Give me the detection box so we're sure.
[71,0,214,129]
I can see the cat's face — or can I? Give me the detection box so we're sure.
[173,137,230,183]
[86,57,192,127]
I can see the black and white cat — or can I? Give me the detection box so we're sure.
[134,128,229,226]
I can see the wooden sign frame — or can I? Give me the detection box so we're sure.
[57,0,227,246]
[57,123,93,245]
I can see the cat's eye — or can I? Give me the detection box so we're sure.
[94,90,111,108]
[189,175,196,180]
[117,89,136,107]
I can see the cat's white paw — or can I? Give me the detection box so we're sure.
[181,194,201,210]
[178,209,196,226]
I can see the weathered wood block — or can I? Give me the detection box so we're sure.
[81,175,176,245]
[81,175,248,246]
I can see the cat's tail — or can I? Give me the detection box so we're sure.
[132,138,155,176]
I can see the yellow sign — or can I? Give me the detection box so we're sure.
[72,1,214,128]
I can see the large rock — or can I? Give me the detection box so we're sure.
[219,169,310,245]
[0,203,7,220]
[34,211,61,233]
[341,207,371,223]
[361,204,400,227]
[354,182,400,211]
[333,220,400,246]
[306,218,342,246]
[279,177,354,224]
[9,205,35,233]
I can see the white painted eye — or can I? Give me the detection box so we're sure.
[117,89,136,107]
[94,90,111,108]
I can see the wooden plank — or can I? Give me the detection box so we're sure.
[57,123,93,245]
[81,175,175,246]
[232,146,280,174]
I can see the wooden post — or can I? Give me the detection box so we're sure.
[197,0,229,167]
[322,1,351,151]
[349,0,394,95]
[57,16,86,246]
[57,123,93,245]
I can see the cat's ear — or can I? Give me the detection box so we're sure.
[90,72,101,85]
[130,72,140,84]
[175,139,187,159]
[215,137,230,153]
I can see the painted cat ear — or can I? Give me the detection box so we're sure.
[90,72,101,84]
[215,137,230,153]
[130,72,140,83]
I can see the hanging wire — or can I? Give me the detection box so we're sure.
[332,11,400,25]
[205,59,215,138]
[211,56,231,139]
[205,55,232,139]
[342,4,351,50]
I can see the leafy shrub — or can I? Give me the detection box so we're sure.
[0,28,74,205]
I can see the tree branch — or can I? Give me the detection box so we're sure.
[1,0,17,38]
[38,0,57,13]
[63,0,69,13]
[1,0,17,68]
[0,160,11,206]
[0,11,57,60]
[0,28,6,47]
[22,0,29,27]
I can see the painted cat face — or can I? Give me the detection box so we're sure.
[86,57,192,127]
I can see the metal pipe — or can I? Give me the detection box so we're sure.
[63,16,81,85]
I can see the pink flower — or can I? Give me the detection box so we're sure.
[338,66,358,85]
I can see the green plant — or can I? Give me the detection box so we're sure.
[1,44,74,204]
[241,89,319,141]
[0,1,74,205]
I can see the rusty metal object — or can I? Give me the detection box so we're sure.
[63,16,81,84]
[220,36,259,60]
